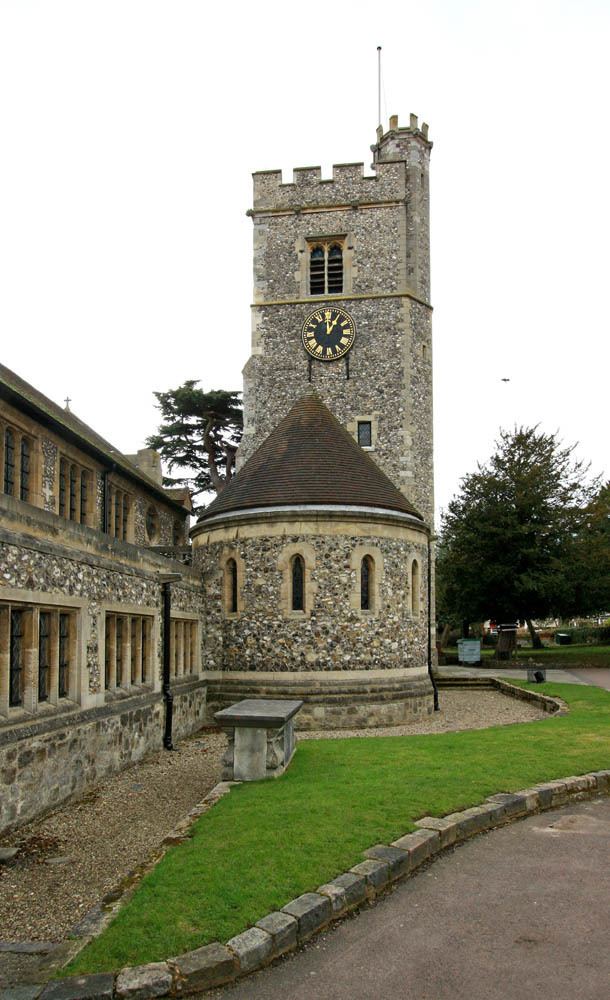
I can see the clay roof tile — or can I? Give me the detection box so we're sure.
[198,392,423,522]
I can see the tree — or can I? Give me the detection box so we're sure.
[436,426,603,653]
[563,481,610,618]
[147,382,242,512]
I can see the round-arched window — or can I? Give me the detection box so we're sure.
[145,506,159,542]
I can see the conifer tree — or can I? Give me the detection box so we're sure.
[436,426,603,650]
[147,382,242,512]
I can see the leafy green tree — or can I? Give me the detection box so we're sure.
[436,426,603,652]
[563,481,610,618]
[147,382,242,511]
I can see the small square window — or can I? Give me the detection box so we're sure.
[357,421,372,448]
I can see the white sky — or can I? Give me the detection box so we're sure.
[1,0,608,524]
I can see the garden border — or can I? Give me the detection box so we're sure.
[8,683,607,1000]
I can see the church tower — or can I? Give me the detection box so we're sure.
[238,114,434,527]
[192,114,436,730]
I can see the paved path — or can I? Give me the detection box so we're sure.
[441,664,610,689]
[216,798,610,1000]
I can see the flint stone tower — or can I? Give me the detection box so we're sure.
[238,113,433,526]
[192,114,435,729]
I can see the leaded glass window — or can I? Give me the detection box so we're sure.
[80,470,88,524]
[228,559,238,614]
[20,438,30,502]
[69,465,77,521]
[357,421,372,448]
[291,555,305,612]
[59,459,68,517]
[361,556,373,611]
[115,617,124,687]
[122,495,129,540]
[4,428,15,496]
[411,560,420,618]
[38,611,51,701]
[9,609,23,706]
[58,613,70,697]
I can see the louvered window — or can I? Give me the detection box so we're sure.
[309,240,344,295]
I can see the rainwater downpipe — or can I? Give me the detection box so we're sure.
[427,531,440,711]
[158,572,182,750]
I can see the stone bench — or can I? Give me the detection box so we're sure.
[214,699,303,781]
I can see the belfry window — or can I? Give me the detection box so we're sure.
[309,241,344,295]
[361,555,374,611]
[291,555,305,612]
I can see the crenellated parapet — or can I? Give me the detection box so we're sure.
[252,159,406,212]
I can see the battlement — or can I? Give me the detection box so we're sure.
[376,112,431,145]
[252,159,405,212]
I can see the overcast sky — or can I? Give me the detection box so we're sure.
[1,0,608,523]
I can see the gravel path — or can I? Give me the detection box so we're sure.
[0,688,546,946]
[299,688,546,739]
[0,731,226,943]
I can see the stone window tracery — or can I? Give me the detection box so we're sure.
[350,546,383,617]
[106,485,133,542]
[0,416,40,509]
[58,456,93,526]
[278,542,316,619]
[0,602,77,718]
[104,612,153,691]
[170,618,199,677]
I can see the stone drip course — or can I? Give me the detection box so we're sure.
[15,766,610,1000]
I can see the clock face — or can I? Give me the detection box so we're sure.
[301,307,356,362]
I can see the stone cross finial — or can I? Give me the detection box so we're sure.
[64,396,71,411]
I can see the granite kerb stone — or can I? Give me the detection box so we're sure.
[363,844,410,881]
[115,963,173,1000]
[349,858,390,896]
[390,828,440,868]
[254,912,297,958]
[171,942,237,992]
[225,927,273,975]
[317,871,367,915]
[281,893,332,944]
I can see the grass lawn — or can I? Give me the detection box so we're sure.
[66,682,610,974]
[445,644,610,668]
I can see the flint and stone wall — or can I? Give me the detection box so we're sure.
[239,119,434,527]
[0,494,205,834]
[193,511,433,729]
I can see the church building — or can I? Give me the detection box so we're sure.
[0,112,435,835]
[192,113,436,728]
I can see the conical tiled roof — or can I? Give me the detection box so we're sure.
[198,392,423,522]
